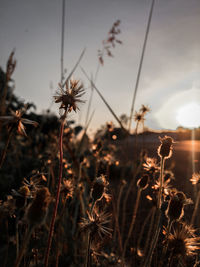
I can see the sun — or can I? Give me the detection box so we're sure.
[176,102,200,128]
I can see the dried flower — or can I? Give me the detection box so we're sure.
[80,208,112,240]
[98,20,122,65]
[139,104,150,115]
[158,136,174,159]
[23,173,47,193]
[168,222,200,258]
[0,109,38,136]
[143,157,159,178]
[166,191,192,222]
[134,111,145,123]
[54,79,85,113]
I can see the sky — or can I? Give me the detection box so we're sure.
[0,0,200,133]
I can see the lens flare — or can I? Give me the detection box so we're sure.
[176,103,200,128]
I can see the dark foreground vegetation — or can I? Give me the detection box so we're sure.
[0,52,200,267]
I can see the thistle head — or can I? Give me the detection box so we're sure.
[54,79,85,113]
[80,208,112,241]
[167,222,200,258]
[134,111,145,123]
[158,135,174,159]
[139,104,150,115]
[166,191,192,222]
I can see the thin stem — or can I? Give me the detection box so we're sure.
[128,0,155,132]
[44,114,66,267]
[142,156,166,267]
[85,233,91,267]
[81,67,127,132]
[137,206,154,254]
[60,0,65,83]
[142,208,161,267]
[122,188,142,261]
[143,206,156,256]
[85,75,94,127]
[15,226,34,267]
[110,189,124,264]
[159,220,173,267]
[191,190,200,225]
[158,157,165,209]
[121,161,142,240]
[0,126,14,169]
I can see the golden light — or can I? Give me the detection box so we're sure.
[176,103,200,128]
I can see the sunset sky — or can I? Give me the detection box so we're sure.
[0,0,200,132]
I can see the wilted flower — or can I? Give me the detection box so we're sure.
[166,191,192,222]
[23,173,47,193]
[158,136,174,159]
[0,109,38,137]
[143,157,159,179]
[134,111,145,123]
[139,104,150,115]
[168,222,200,258]
[54,79,85,113]
[80,208,112,240]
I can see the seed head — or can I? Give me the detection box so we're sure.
[158,136,174,159]
[80,208,112,240]
[54,79,85,113]
[139,104,150,115]
[166,191,192,222]
[0,109,38,137]
[134,111,145,123]
[143,157,159,179]
[168,222,200,258]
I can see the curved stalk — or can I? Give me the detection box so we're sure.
[44,114,66,267]
[122,188,142,261]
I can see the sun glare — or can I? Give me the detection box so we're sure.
[176,103,200,128]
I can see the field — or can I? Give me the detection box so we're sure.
[0,49,200,267]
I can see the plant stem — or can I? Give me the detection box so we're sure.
[15,226,34,267]
[191,190,200,225]
[158,157,165,209]
[122,188,142,261]
[0,125,14,169]
[128,0,155,132]
[44,114,66,267]
[85,233,91,267]
[137,206,154,255]
[159,220,173,267]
